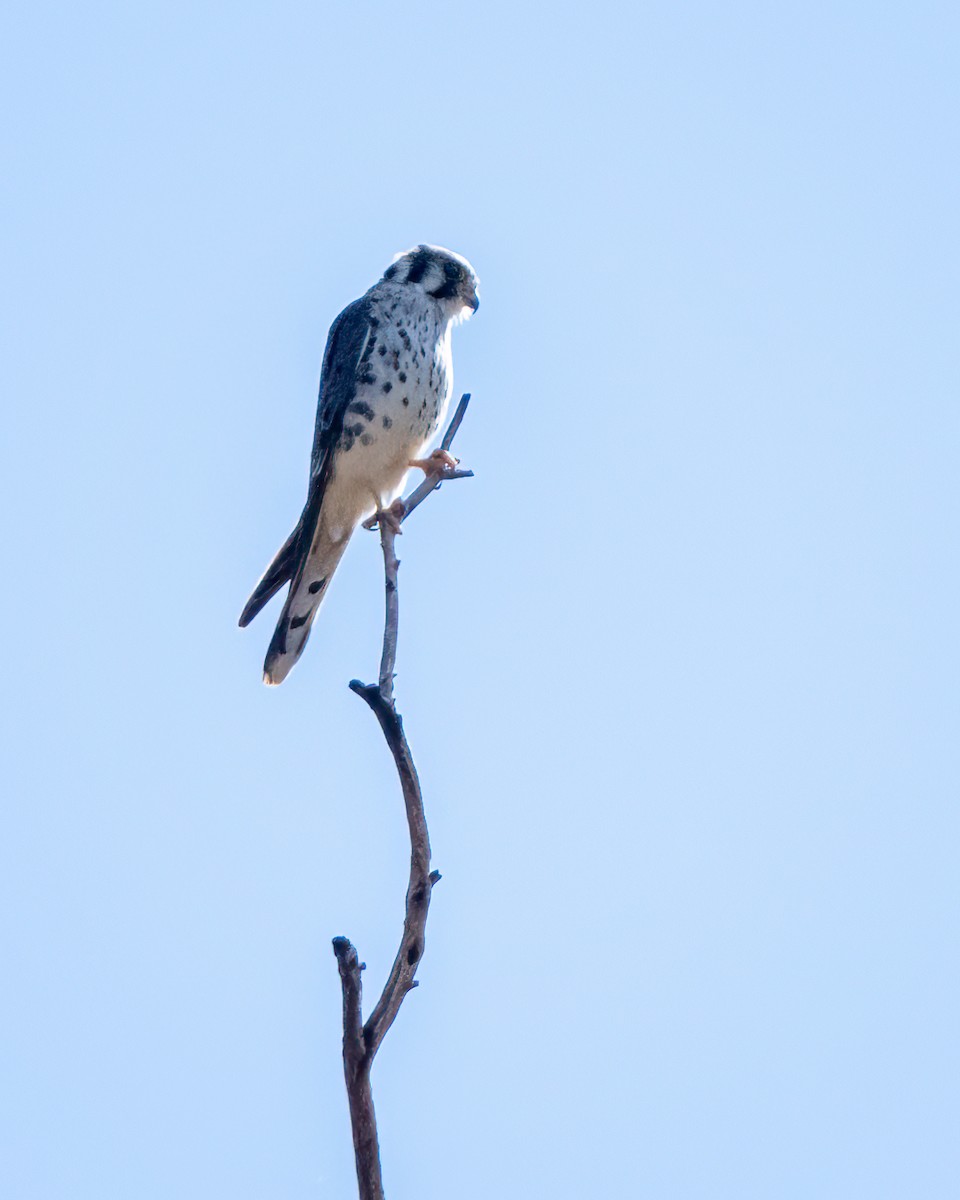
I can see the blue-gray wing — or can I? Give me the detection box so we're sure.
[307,295,375,477]
[238,294,375,627]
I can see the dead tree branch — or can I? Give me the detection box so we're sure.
[333,393,473,1200]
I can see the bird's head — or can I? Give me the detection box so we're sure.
[383,245,480,321]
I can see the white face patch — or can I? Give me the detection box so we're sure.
[388,245,478,298]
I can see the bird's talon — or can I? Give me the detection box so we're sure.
[370,498,405,534]
[409,448,459,474]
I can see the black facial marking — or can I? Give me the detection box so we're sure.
[405,249,430,284]
[384,262,399,280]
[427,279,459,300]
[308,579,326,594]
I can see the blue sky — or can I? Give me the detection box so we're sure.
[1,2,958,1197]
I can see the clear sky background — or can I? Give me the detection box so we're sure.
[1,2,957,1197]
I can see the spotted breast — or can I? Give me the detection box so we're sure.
[321,284,454,540]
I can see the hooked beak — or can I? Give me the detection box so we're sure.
[465,285,480,314]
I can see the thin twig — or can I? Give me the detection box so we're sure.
[376,522,400,705]
[332,395,473,1200]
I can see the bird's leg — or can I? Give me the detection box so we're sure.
[409,447,459,473]
[363,498,405,533]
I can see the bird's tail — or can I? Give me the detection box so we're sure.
[261,522,353,686]
[238,520,305,629]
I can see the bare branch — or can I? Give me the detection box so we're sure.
[375,522,400,705]
[332,937,383,1200]
[345,683,437,1059]
[332,395,473,1200]
[398,465,474,524]
[439,391,471,451]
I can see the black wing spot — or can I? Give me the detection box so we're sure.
[348,401,375,420]
[398,371,406,382]
[382,381,392,393]
[290,614,310,630]
[382,416,392,429]
[308,579,326,594]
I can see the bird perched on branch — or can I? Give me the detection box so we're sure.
[240,244,480,685]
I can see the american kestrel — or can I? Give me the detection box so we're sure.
[240,245,480,685]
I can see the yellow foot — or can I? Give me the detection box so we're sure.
[363,498,405,533]
[409,448,459,473]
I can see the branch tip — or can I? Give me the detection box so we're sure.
[332,935,357,962]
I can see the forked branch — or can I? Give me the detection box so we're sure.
[333,394,473,1200]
